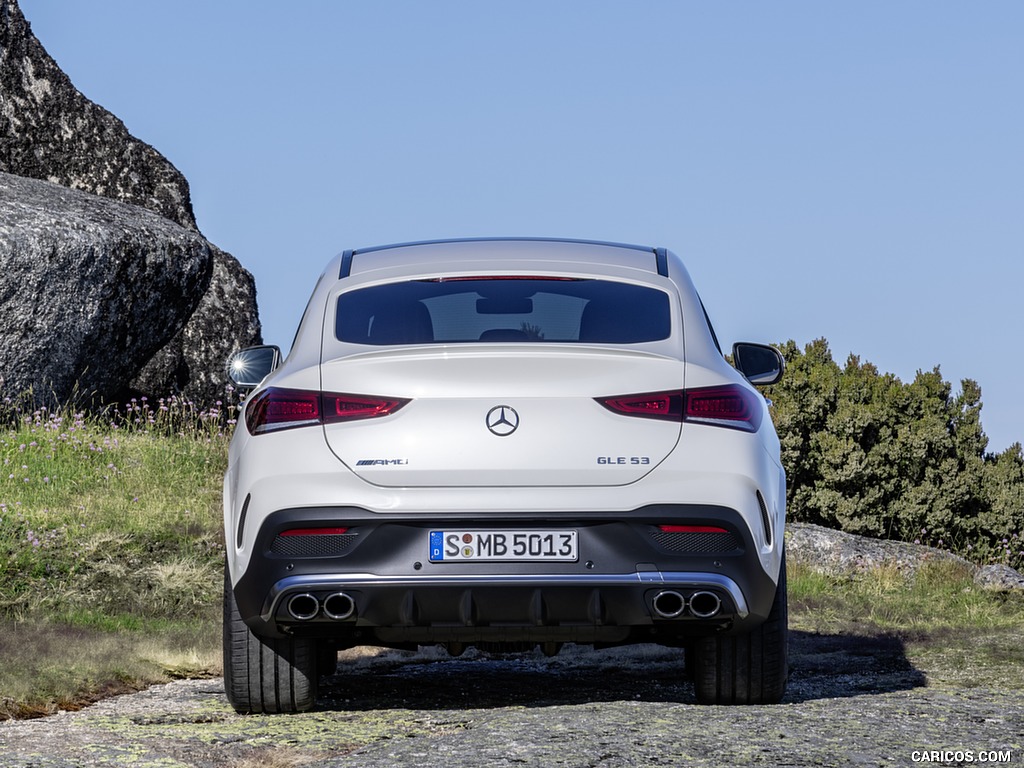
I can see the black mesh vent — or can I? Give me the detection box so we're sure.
[651,531,741,554]
[270,533,358,558]
[757,490,772,546]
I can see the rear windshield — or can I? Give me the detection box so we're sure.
[335,277,671,345]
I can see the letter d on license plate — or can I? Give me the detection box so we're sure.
[429,530,578,562]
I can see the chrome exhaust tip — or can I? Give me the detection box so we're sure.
[652,590,687,619]
[287,593,320,621]
[322,592,356,621]
[689,590,722,619]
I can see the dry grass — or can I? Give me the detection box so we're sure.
[788,559,1024,690]
[0,608,222,720]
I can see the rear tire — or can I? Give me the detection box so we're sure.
[222,561,318,713]
[692,556,788,705]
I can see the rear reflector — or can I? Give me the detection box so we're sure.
[596,384,762,431]
[280,527,350,537]
[245,387,409,435]
[658,525,730,533]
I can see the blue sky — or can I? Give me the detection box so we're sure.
[20,1,1023,452]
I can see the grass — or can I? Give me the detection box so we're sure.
[0,396,231,719]
[788,559,1024,689]
[1,394,1023,718]
[0,611,220,718]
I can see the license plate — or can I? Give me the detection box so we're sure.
[429,530,578,562]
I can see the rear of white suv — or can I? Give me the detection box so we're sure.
[222,238,788,712]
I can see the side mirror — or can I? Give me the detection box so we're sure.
[732,343,785,386]
[227,345,281,389]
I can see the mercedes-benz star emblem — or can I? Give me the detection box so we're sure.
[486,405,520,437]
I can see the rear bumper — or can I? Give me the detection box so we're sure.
[232,504,779,643]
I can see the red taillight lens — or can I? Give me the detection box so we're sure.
[684,384,763,432]
[597,391,683,420]
[596,384,762,431]
[245,388,320,434]
[245,388,408,435]
[323,394,408,423]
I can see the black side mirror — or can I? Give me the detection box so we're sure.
[227,345,281,389]
[732,343,785,386]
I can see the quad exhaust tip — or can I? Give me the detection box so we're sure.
[287,593,320,621]
[688,590,722,619]
[652,590,687,618]
[285,592,357,621]
[323,592,356,621]
[652,589,722,619]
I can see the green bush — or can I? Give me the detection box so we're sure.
[766,339,1024,569]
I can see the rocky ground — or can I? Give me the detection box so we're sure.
[0,636,1020,768]
[2,523,1021,767]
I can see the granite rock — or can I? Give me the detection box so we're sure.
[0,0,196,229]
[973,564,1024,592]
[0,172,211,403]
[785,522,979,579]
[0,0,262,402]
[131,245,261,405]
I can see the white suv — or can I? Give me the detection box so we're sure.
[223,238,788,712]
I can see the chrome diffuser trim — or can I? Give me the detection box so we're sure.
[261,571,749,621]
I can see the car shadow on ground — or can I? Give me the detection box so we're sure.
[316,629,927,711]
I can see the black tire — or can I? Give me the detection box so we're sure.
[222,562,318,713]
[692,556,789,705]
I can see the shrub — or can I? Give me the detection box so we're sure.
[767,339,1023,570]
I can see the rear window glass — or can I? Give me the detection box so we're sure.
[335,278,671,345]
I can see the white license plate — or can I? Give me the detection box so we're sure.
[429,530,578,562]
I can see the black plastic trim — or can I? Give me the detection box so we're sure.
[339,249,354,279]
[233,504,779,642]
[236,494,251,549]
[655,247,669,277]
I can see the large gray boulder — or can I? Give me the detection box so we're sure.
[0,0,261,403]
[787,522,1024,591]
[0,172,211,403]
[785,522,978,579]
[131,246,261,405]
[0,0,195,229]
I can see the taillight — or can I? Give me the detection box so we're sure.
[245,388,320,434]
[684,384,762,432]
[596,391,683,420]
[245,387,408,435]
[322,394,408,423]
[596,384,762,432]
